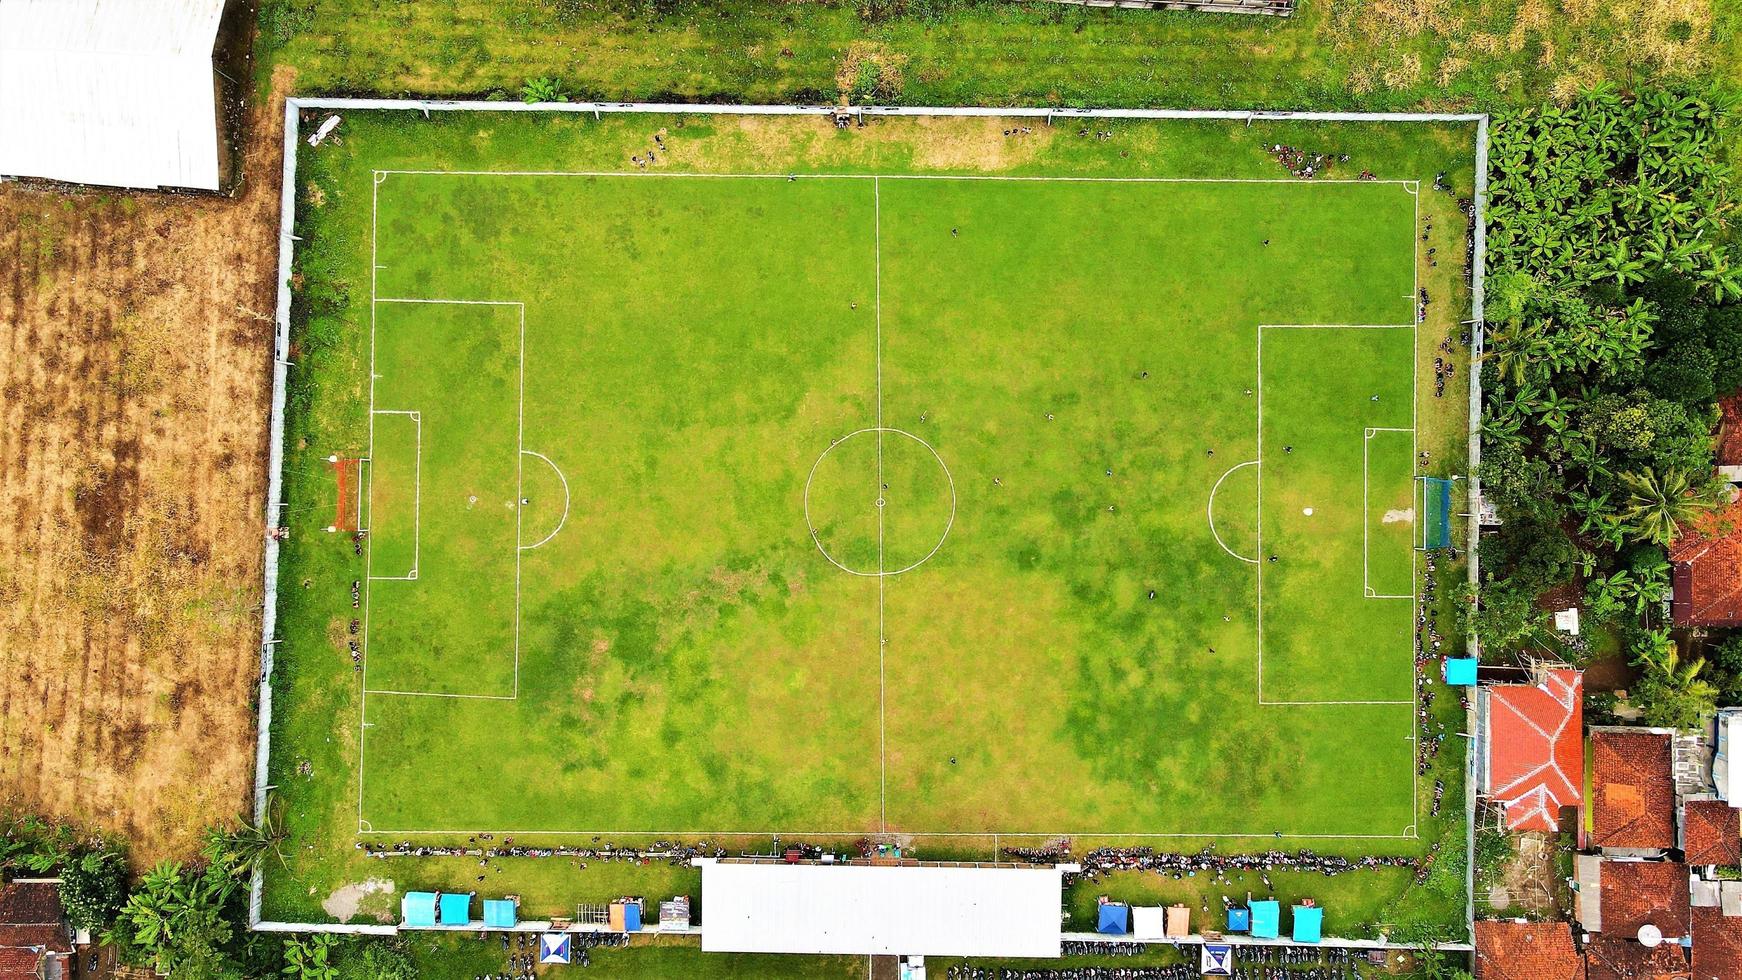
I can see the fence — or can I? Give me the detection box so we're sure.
[253,100,1490,952]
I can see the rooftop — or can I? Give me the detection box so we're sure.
[1485,669,1585,832]
[1583,935,1690,980]
[1473,921,1585,980]
[1590,731,1677,851]
[1691,905,1742,980]
[1670,501,1742,628]
[0,881,69,980]
[1683,800,1741,867]
[0,0,227,190]
[1600,861,1691,939]
[1718,392,1742,469]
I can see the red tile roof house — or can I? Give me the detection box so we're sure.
[1583,935,1691,980]
[1474,921,1585,980]
[1691,903,1742,980]
[1589,730,1678,855]
[1594,861,1692,943]
[0,880,71,980]
[1479,668,1585,831]
[1682,799,1742,868]
[1670,500,1742,627]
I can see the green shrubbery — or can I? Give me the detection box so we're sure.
[2,810,412,980]
[1472,86,1740,724]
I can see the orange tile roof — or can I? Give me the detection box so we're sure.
[1601,861,1691,939]
[1691,905,1742,980]
[1590,731,1677,850]
[1718,393,1742,468]
[1670,501,1742,627]
[1584,935,1690,980]
[1683,800,1741,866]
[1475,921,1585,980]
[1487,669,1585,832]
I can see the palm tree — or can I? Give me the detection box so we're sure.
[1618,469,1718,545]
[202,794,289,876]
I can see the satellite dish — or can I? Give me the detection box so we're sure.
[1638,924,1663,947]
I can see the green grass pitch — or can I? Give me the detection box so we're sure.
[350,160,1425,839]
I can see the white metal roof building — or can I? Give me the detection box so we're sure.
[0,0,228,190]
[698,860,1064,958]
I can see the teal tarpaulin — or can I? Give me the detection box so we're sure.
[402,892,438,928]
[1444,657,1477,686]
[1249,900,1280,939]
[439,892,471,926]
[483,899,517,928]
[1292,905,1323,944]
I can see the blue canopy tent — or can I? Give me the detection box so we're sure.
[1249,900,1280,940]
[1291,905,1323,944]
[438,892,471,926]
[623,901,643,933]
[483,899,517,929]
[1226,906,1251,933]
[538,934,571,965]
[1443,657,1478,686]
[1097,903,1130,935]
[401,892,438,928]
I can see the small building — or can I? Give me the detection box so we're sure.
[1598,862,1691,942]
[1095,902,1129,936]
[1444,656,1478,687]
[0,880,73,980]
[697,860,1064,958]
[1715,709,1742,805]
[438,892,471,927]
[1682,799,1741,868]
[1130,906,1166,941]
[1590,730,1678,853]
[1248,900,1280,940]
[1670,502,1742,628]
[482,899,517,929]
[1582,934,1690,980]
[1472,920,1583,980]
[1691,903,1742,980]
[0,0,235,190]
[1478,667,1584,831]
[401,892,438,928]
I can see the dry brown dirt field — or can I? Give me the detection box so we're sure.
[0,72,290,862]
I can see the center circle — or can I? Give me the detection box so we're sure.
[804,427,956,577]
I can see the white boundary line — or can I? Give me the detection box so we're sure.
[517,450,571,551]
[873,176,887,834]
[1207,460,1261,564]
[377,168,1416,185]
[354,827,1422,839]
[253,107,1496,913]
[365,409,420,580]
[1363,426,1415,599]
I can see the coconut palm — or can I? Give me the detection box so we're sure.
[1618,469,1718,545]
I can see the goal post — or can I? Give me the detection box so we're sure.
[1419,475,1456,551]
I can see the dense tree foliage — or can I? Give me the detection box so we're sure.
[1474,87,1740,721]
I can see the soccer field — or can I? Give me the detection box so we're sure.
[347,158,1426,840]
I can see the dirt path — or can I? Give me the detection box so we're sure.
[0,69,292,862]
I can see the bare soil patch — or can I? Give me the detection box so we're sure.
[0,68,294,862]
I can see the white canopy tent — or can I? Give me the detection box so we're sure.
[699,860,1063,958]
[0,0,227,189]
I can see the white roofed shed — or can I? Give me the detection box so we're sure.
[0,0,229,190]
[699,860,1064,958]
